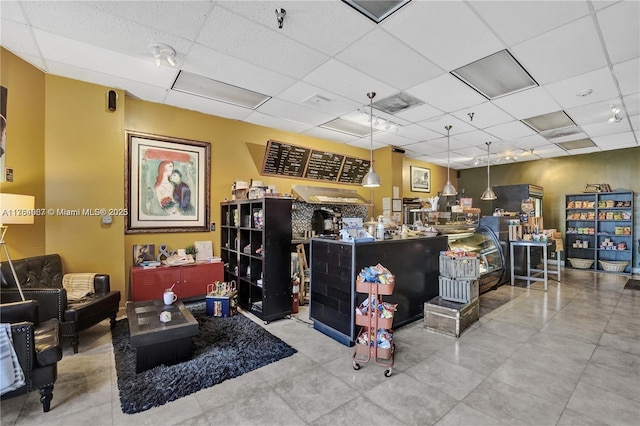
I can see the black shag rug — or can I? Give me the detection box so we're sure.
[111,304,296,414]
[624,279,640,291]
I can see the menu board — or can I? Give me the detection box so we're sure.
[338,157,371,184]
[261,140,310,177]
[304,150,344,181]
[261,140,369,186]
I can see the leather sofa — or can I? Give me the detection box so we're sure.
[1,254,121,353]
[0,300,63,412]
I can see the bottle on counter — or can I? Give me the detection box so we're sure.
[376,216,385,241]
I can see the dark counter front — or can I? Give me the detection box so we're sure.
[309,236,448,345]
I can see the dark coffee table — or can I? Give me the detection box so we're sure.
[125,300,199,373]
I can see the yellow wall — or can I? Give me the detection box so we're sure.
[0,48,46,258]
[403,156,457,199]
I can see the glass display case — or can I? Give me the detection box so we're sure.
[447,225,506,293]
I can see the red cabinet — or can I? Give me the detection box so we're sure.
[131,262,224,302]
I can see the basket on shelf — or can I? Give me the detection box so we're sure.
[598,260,629,272]
[568,258,594,269]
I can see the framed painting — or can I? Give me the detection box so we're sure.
[126,131,210,233]
[410,166,430,193]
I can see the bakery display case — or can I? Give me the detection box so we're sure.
[447,225,506,293]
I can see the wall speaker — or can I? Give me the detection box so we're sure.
[107,90,117,112]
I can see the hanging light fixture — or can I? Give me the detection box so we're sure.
[441,125,457,196]
[481,141,497,200]
[362,91,381,188]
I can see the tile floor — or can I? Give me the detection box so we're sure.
[2,268,639,425]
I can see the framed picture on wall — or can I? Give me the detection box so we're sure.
[410,166,430,193]
[125,131,210,233]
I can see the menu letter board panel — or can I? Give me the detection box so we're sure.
[261,140,310,178]
[338,157,371,184]
[304,150,344,181]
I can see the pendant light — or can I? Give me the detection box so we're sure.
[362,91,381,188]
[481,141,497,200]
[441,125,457,196]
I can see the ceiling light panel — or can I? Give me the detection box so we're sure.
[521,110,576,133]
[556,138,595,150]
[451,50,538,99]
[320,118,372,137]
[342,0,411,23]
[172,71,271,109]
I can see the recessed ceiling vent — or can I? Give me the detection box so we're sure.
[521,111,578,139]
[373,92,424,114]
[556,138,596,151]
[302,93,334,107]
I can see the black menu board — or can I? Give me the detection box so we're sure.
[261,140,310,177]
[338,157,371,184]
[261,140,369,185]
[304,150,344,181]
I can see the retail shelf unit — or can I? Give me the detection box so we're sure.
[220,198,293,323]
[352,275,395,377]
[565,191,634,274]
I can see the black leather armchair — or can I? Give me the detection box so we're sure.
[1,254,121,353]
[1,300,63,412]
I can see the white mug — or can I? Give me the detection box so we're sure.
[163,291,177,305]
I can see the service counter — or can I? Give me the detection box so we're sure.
[309,235,448,346]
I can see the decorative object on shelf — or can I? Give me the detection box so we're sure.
[0,193,35,301]
[133,244,156,266]
[441,125,457,196]
[584,183,612,192]
[125,131,211,233]
[185,244,197,256]
[410,166,431,193]
[362,92,381,188]
[157,244,173,262]
[481,142,497,200]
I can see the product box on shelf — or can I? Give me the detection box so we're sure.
[424,297,479,338]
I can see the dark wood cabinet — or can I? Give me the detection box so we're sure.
[130,262,224,302]
[220,198,292,323]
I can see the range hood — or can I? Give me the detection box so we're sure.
[291,185,370,205]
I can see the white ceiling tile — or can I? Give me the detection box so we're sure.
[512,16,607,84]
[597,0,640,65]
[164,90,254,121]
[451,102,515,130]
[302,127,359,144]
[510,134,551,149]
[0,20,42,59]
[614,58,640,96]
[242,111,314,135]
[583,120,632,138]
[275,82,361,117]
[372,131,413,147]
[493,86,562,119]
[303,59,397,104]
[470,1,590,46]
[395,124,442,144]
[197,5,328,79]
[592,131,638,147]
[0,1,27,23]
[220,0,376,56]
[452,146,488,159]
[545,67,619,110]
[34,30,179,87]
[485,120,537,141]
[257,98,335,127]
[453,130,498,146]
[417,114,478,136]
[393,102,445,123]
[566,96,623,126]
[406,74,487,114]
[567,146,602,155]
[623,93,640,117]
[533,144,570,158]
[183,44,295,97]
[336,28,442,90]
[381,1,504,71]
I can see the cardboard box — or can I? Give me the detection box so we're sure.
[424,297,479,338]
[206,295,233,317]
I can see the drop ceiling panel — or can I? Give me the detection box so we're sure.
[393,102,445,123]
[370,131,413,147]
[220,0,375,56]
[302,127,360,144]
[336,28,442,90]
[0,1,27,23]
[510,134,552,149]
[303,59,397,104]
[565,97,622,126]
[624,93,640,117]
[582,121,632,138]
[395,124,443,144]
[417,114,478,136]
[485,120,537,140]
[593,131,638,147]
[381,0,504,71]
[183,44,295,96]
[512,16,607,84]
[597,1,640,65]
[614,58,640,96]
[276,82,361,117]
[545,67,619,110]
[470,1,590,46]
[257,98,335,127]
[23,1,193,56]
[450,102,515,130]
[0,20,42,59]
[492,86,561,119]
[406,74,487,114]
[453,130,499,146]
[242,111,314,134]
[197,6,328,79]
[532,143,570,158]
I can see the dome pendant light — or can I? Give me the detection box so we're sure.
[362,91,381,188]
[441,125,457,196]
[481,141,497,200]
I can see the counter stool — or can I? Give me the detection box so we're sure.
[296,244,310,305]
